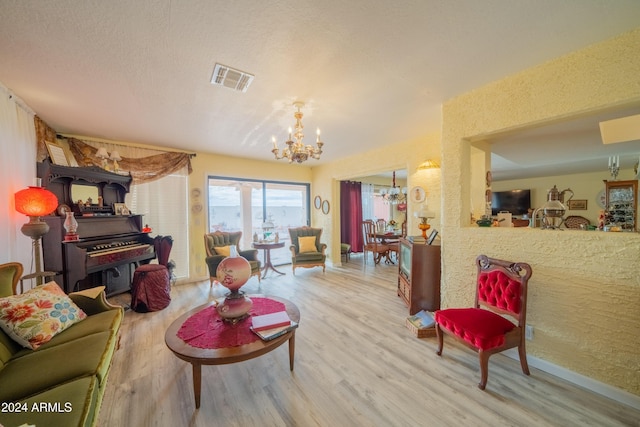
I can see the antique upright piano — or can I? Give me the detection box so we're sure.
[39,160,156,295]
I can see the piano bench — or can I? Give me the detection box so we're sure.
[131,264,171,312]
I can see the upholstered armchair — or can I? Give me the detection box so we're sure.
[288,226,327,275]
[0,262,23,297]
[434,255,533,390]
[204,231,261,287]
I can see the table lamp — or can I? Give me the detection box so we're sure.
[110,150,122,172]
[14,185,58,284]
[415,207,435,239]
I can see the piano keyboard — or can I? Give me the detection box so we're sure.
[87,243,153,267]
[88,242,149,257]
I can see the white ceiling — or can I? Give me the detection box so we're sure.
[1,1,639,178]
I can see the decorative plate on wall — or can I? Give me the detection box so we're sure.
[314,195,322,210]
[596,189,606,208]
[410,186,426,203]
[321,200,330,215]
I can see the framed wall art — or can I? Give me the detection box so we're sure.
[567,199,587,210]
[410,186,426,203]
[45,141,70,166]
[427,229,439,245]
[113,203,127,215]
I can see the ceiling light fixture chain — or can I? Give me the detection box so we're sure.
[379,171,407,205]
[272,102,323,164]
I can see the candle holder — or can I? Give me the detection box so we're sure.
[608,156,620,181]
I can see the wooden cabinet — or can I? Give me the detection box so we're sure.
[604,180,638,231]
[397,239,441,314]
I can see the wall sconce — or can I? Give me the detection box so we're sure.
[417,159,440,170]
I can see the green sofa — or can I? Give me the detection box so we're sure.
[0,283,123,427]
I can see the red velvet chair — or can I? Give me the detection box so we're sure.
[434,254,533,390]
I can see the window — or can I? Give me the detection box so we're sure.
[208,177,310,265]
[373,192,391,222]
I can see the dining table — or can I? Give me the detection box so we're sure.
[373,231,402,243]
[371,231,402,264]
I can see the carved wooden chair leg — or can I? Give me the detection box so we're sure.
[518,342,530,375]
[435,323,444,356]
[478,351,490,390]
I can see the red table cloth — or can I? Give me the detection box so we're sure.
[176,297,286,349]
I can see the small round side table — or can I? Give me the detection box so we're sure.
[252,241,286,278]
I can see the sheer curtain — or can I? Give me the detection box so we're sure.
[127,174,188,279]
[0,82,36,268]
[361,183,375,221]
[74,140,190,280]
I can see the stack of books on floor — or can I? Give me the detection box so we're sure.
[405,310,436,338]
[250,311,298,341]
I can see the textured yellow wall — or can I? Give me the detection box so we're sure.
[188,153,312,280]
[312,133,441,264]
[442,28,640,395]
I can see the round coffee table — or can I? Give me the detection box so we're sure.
[165,295,300,408]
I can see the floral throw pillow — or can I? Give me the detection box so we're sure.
[0,281,87,350]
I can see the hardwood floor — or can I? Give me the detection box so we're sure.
[99,255,640,427]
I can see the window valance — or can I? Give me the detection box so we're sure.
[66,138,192,184]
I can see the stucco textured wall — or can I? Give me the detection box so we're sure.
[442,28,640,395]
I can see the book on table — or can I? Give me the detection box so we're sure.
[251,311,292,331]
[251,321,298,341]
[407,310,435,329]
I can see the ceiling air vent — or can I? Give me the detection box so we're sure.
[211,63,254,93]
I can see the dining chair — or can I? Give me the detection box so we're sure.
[362,220,389,265]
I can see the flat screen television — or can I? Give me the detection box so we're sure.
[491,189,531,216]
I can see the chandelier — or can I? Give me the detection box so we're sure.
[272,102,323,164]
[380,171,407,204]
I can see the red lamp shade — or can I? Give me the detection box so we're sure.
[15,187,58,217]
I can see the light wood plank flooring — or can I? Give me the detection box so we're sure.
[99,255,640,426]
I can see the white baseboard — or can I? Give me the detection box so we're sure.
[503,349,640,411]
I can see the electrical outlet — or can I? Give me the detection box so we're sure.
[525,325,534,341]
